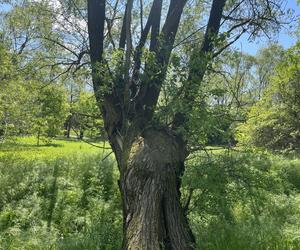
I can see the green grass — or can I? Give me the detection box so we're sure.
[0,136,111,160]
[1,138,300,249]
[0,137,121,250]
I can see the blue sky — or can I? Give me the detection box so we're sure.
[1,0,299,56]
[236,0,300,55]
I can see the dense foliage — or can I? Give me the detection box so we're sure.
[237,43,300,152]
[0,138,122,250]
[0,140,300,249]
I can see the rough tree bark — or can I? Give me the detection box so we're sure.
[121,129,194,249]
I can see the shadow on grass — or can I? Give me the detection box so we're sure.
[0,142,63,152]
[55,136,106,143]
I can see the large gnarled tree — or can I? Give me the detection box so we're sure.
[86,0,285,248]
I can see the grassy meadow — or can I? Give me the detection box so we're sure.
[0,137,122,250]
[0,137,107,159]
[0,137,300,249]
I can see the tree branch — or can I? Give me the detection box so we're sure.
[172,0,227,129]
[131,0,163,90]
[137,0,188,119]
[88,0,106,65]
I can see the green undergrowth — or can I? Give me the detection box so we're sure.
[0,137,121,250]
[1,138,300,249]
[184,149,300,250]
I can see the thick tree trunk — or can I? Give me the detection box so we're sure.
[118,129,195,250]
[65,115,72,138]
[79,129,84,139]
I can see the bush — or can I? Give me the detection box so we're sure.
[183,150,300,249]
